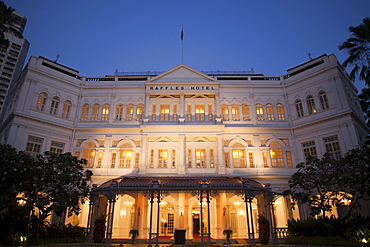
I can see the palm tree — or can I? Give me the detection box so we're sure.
[339,17,370,86]
[0,1,23,46]
[359,87,370,127]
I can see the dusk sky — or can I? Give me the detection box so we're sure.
[4,0,370,90]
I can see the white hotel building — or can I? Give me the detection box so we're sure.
[0,54,368,243]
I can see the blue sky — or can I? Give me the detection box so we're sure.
[4,0,370,90]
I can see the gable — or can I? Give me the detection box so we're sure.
[149,64,216,82]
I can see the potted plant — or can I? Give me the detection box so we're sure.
[129,229,139,243]
[92,215,106,243]
[257,214,269,244]
[222,229,233,244]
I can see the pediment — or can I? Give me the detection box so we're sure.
[149,64,216,82]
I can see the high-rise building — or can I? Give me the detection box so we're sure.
[0,54,368,243]
[0,11,30,123]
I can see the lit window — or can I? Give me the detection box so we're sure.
[150,149,154,168]
[50,141,64,155]
[160,104,170,121]
[262,151,268,167]
[81,103,89,121]
[319,91,329,110]
[173,104,178,121]
[276,103,285,120]
[295,99,304,117]
[208,104,213,121]
[62,100,71,118]
[126,104,134,121]
[96,152,103,168]
[195,104,205,121]
[188,149,192,168]
[306,95,316,114]
[136,104,144,120]
[25,136,43,156]
[324,136,341,159]
[187,104,192,121]
[210,149,214,168]
[256,103,264,121]
[37,92,47,111]
[171,149,176,168]
[151,104,156,121]
[134,152,140,168]
[266,103,274,121]
[221,104,229,120]
[101,103,110,121]
[225,151,230,168]
[91,103,100,121]
[232,143,246,167]
[302,141,317,159]
[115,103,123,121]
[158,149,168,168]
[50,96,60,115]
[242,103,250,120]
[195,149,206,168]
[232,104,239,121]
[111,152,117,168]
[269,142,284,167]
[248,152,254,167]
[286,151,292,167]
[119,143,132,168]
[82,142,96,167]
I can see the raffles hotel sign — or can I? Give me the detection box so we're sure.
[147,85,218,91]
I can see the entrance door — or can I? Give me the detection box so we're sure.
[192,213,200,236]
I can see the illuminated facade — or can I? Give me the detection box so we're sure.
[0,54,368,243]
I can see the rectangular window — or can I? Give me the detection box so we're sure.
[115,106,123,121]
[248,152,254,167]
[50,141,64,155]
[324,136,341,159]
[225,151,230,168]
[256,105,264,121]
[286,151,292,167]
[171,149,176,168]
[208,104,213,121]
[210,149,214,168]
[126,105,134,121]
[188,149,192,168]
[262,151,268,167]
[91,106,99,121]
[150,149,154,168]
[134,153,140,168]
[196,149,206,168]
[96,152,103,168]
[266,106,274,121]
[152,104,156,121]
[302,141,317,159]
[195,104,205,121]
[158,149,168,168]
[102,106,109,121]
[187,104,192,121]
[270,149,284,167]
[160,104,170,121]
[173,104,178,121]
[25,136,43,156]
[111,152,117,168]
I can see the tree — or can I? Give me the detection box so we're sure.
[339,146,370,217]
[338,17,370,85]
[285,148,370,218]
[284,154,345,217]
[0,1,23,46]
[359,87,370,127]
[0,144,92,244]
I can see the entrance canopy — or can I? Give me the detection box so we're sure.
[93,176,274,196]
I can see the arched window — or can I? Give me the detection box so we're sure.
[242,103,250,120]
[266,103,274,121]
[126,103,134,121]
[276,103,285,120]
[101,103,110,121]
[136,103,144,120]
[232,143,246,167]
[81,103,89,121]
[221,104,229,120]
[231,103,239,121]
[37,92,48,111]
[119,143,132,168]
[82,142,96,167]
[62,100,72,118]
[269,142,284,167]
[115,103,123,121]
[306,95,316,114]
[256,103,264,121]
[295,99,304,117]
[50,96,60,115]
[318,91,329,110]
[91,103,100,121]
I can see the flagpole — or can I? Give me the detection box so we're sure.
[181,25,184,63]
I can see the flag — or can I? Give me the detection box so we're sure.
[180,26,184,41]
